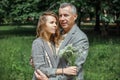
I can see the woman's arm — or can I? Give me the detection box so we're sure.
[32,39,57,77]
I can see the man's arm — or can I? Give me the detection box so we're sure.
[75,38,89,68]
[73,35,89,79]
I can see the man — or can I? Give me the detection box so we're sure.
[34,2,89,80]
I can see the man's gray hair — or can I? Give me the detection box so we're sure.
[59,3,77,14]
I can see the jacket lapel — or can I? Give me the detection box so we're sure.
[42,40,57,68]
[59,24,77,52]
[56,24,77,66]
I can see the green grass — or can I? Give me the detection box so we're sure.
[0,35,35,80]
[84,36,120,80]
[0,26,36,80]
[0,26,120,80]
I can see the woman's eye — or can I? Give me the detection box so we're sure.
[50,21,54,24]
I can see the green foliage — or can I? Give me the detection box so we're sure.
[0,26,35,80]
[100,14,114,23]
[59,44,78,66]
[0,35,34,80]
[84,35,120,80]
[0,0,120,25]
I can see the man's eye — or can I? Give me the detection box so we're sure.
[64,14,69,17]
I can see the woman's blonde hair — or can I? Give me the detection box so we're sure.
[36,11,61,46]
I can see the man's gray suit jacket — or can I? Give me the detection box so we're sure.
[57,24,89,80]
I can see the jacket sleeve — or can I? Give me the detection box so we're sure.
[32,39,57,77]
[73,34,89,72]
[49,75,67,80]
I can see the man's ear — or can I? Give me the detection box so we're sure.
[73,14,78,21]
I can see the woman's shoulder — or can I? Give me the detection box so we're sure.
[32,38,44,50]
[32,37,43,44]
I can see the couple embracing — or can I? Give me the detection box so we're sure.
[30,2,89,80]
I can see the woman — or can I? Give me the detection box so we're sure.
[31,11,77,80]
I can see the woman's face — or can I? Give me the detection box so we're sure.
[45,15,57,34]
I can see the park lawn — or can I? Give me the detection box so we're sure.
[0,26,35,80]
[0,26,120,80]
[84,36,120,80]
[0,35,34,80]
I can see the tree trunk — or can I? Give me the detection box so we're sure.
[94,1,101,34]
[77,7,81,27]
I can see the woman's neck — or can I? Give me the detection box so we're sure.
[46,33,52,42]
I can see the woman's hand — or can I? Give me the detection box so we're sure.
[34,69,48,80]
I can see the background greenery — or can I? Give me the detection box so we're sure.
[0,26,35,80]
[0,0,120,25]
[0,26,119,80]
[0,0,120,35]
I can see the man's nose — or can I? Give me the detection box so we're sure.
[60,16,65,20]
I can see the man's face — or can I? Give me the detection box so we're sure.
[59,6,77,32]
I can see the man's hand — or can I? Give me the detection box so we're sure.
[63,66,77,75]
[34,69,48,80]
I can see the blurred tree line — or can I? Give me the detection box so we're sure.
[0,0,120,32]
